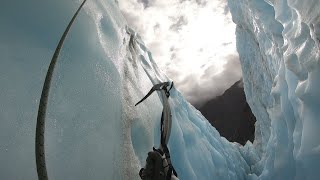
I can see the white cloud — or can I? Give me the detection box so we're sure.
[118,0,242,106]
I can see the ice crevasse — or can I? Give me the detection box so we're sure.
[0,0,319,180]
[228,0,320,179]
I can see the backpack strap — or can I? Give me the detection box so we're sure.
[161,144,178,179]
[151,145,178,179]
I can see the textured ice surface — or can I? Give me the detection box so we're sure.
[1,1,126,179]
[228,0,320,179]
[0,1,250,179]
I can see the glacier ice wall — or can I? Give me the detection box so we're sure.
[1,1,127,179]
[228,0,320,179]
[0,0,252,180]
[2,0,318,179]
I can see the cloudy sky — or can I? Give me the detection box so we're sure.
[118,0,242,107]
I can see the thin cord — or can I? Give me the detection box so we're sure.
[35,0,88,179]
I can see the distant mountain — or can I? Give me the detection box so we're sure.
[197,80,256,145]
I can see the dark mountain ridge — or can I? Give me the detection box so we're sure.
[197,80,256,145]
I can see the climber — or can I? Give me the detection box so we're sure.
[135,81,178,180]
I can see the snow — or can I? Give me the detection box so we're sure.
[1,0,319,179]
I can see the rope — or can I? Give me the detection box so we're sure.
[35,1,88,179]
